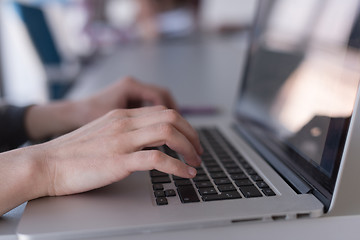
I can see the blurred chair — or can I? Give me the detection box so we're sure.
[13,1,79,100]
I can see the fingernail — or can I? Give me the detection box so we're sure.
[188,167,197,177]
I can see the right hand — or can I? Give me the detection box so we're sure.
[37,105,203,197]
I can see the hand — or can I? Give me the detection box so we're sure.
[80,77,178,125]
[37,106,202,196]
[25,77,178,141]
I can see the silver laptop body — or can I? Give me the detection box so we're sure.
[17,1,360,239]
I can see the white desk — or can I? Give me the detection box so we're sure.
[1,33,360,239]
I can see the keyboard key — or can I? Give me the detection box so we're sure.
[177,186,200,203]
[165,189,176,197]
[196,169,206,175]
[227,168,244,174]
[246,168,257,175]
[250,175,263,182]
[217,184,236,192]
[234,179,253,186]
[204,161,220,167]
[202,194,223,202]
[193,175,210,182]
[218,157,234,163]
[150,170,168,177]
[210,172,227,179]
[223,163,238,169]
[153,184,164,190]
[230,173,248,180]
[154,190,165,198]
[262,188,276,196]
[151,176,171,184]
[174,179,192,186]
[172,175,186,180]
[207,167,223,173]
[156,197,168,205]
[195,181,214,188]
[214,178,232,185]
[198,187,217,195]
[256,181,269,189]
[239,186,262,198]
[221,191,241,199]
[202,191,241,202]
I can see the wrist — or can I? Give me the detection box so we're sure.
[26,100,83,140]
[0,145,49,215]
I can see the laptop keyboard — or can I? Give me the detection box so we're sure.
[149,127,276,206]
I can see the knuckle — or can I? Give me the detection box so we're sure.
[164,109,180,122]
[114,118,130,130]
[123,76,136,84]
[107,109,122,118]
[158,123,174,137]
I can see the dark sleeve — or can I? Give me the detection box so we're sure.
[0,104,31,152]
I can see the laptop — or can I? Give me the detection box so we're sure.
[17,0,360,239]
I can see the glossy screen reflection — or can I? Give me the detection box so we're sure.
[237,0,360,178]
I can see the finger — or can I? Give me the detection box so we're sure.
[134,82,178,110]
[125,150,197,178]
[106,105,167,120]
[127,123,201,167]
[128,109,202,154]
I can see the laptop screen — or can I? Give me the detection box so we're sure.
[235,0,360,199]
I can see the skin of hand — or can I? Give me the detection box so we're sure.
[25,77,177,141]
[0,105,203,215]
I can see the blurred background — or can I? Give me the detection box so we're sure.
[0,0,257,105]
[0,0,358,112]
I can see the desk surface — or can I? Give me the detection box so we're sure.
[1,33,360,239]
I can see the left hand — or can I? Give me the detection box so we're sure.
[80,77,178,124]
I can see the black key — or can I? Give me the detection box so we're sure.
[256,181,269,189]
[234,179,253,186]
[210,172,227,179]
[219,157,234,163]
[223,163,238,169]
[151,176,171,184]
[230,173,248,180]
[204,161,220,167]
[250,175,263,182]
[202,194,223,202]
[217,184,236,192]
[174,179,192,186]
[214,178,232,185]
[246,169,257,175]
[202,191,241,202]
[241,162,252,169]
[262,188,276,196]
[196,169,206,175]
[239,186,262,198]
[198,187,217,195]
[153,184,164,190]
[227,168,244,174]
[165,189,176,197]
[207,167,223,173]
[177,186,200,203]
[193,175,210,182]
[154,190,165,197]
[156,197,168,205]
[150,170,168,177]
[195,181,214,188]
[172,175,186,180]
[221,191,241,199]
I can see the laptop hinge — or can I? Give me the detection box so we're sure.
[232,124,313,194]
